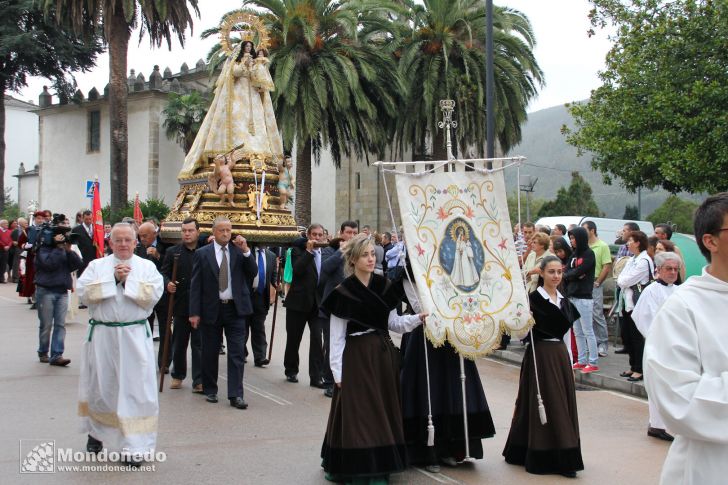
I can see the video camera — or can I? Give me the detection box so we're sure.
[36,213,80,248]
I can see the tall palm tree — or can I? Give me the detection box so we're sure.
[225,0,405,226]
[43,0,199,215]
[394,0,543,159]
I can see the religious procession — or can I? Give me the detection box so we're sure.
[2,1,727,484]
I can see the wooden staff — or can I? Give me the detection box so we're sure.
[267,257,282,362]
[159,253,179,392]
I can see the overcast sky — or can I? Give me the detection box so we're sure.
[18,0,612,113]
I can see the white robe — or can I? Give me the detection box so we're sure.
[76,254,163,454]
[644,268,728,484]
[451,239,479,288]
[633,281,676,430]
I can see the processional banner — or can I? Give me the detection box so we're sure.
[395,162,533,358]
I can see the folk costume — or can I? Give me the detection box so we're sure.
[644,268,728,484]
[76,254,164,454]
[400,279,495,466]
[320,273,421,483]
[503,288,584,476]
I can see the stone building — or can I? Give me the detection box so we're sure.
[3,95,39,203]
[33,60,210,218]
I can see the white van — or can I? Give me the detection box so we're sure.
[534,216,654,243]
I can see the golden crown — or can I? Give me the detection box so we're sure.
[220,11,270,55]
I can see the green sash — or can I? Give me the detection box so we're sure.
[86,319,150,342]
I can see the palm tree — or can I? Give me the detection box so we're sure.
[42,0,199,215]
[393,0,543,159]
[162,91,209,153]
[215,0,404,226]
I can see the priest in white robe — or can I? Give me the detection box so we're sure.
[76,223,164,463]
[632,252,682,442]
[644,193,728,485]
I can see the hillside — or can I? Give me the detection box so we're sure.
[503,103,685,219]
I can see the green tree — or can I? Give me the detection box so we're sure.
[564,0,728,194]
[213,1,405,226]
[0,0,102,213]
[393,0,543,159]
[506,191,545,226]
[43,0,200,216]
[538,172,602,218]
[623,204,639,220]
[162,91,209,153]
[1,187,20,220]
[101,197,170,224]
[647,195,698,235]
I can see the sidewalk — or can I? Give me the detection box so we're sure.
[490,342,647,399]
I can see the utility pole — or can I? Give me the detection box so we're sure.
[519,175,538,222]
[485,0,495,169]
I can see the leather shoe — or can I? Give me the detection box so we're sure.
[206,394,218,403]
[38,353,49,363]
[324,386,334,398]
[648,427,674,442]
[286,375,298,383]
[86,434,103,454]
[122,458,143,468]
[192,383,204,394]
[229,397,249,409]
[49,357,71,366]
[310,380,327,389]
[614,347,628,354]
[254,359,270,367]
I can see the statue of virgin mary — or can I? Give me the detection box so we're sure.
[178,26,284,178]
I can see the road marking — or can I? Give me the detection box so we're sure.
[603,390,648,404]
[219,376,292,406]
[413,467,464,484]
[245,382,292,406]
[483,357,520,369]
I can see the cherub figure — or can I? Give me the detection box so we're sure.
[277,156,295,208]
[208,152,237,206]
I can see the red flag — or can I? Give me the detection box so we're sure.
[133,193,144,225]
[92,180,104,258]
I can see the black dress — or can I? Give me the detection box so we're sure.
[400,326,495,465]
[320,274,411,482]
[502,289,584,475]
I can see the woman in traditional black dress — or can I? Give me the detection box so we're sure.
[399,277,495,472]
[320,234,426,484]
[503,255,584,478]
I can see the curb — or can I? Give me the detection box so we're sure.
[487,349,648,400]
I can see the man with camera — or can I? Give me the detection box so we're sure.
[34,218,83,366]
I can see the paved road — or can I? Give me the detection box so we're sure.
[0,284,669,484]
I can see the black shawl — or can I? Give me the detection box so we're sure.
[528,290,580,340]
[321,273,402,332]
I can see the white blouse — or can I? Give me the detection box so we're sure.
[329,310,421,383]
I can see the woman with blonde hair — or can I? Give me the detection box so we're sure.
[523,232,554,293]
[320,234,426,483]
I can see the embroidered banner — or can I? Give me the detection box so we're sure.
[395,162,533,358]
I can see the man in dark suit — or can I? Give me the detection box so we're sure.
[135,221,170,370]
[283,223,326,386]
[162,217,204,392]
[189,217,257,409]
[70,210,97,275]
[246,245,278,367]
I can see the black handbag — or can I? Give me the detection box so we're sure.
[630,259,654,305]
